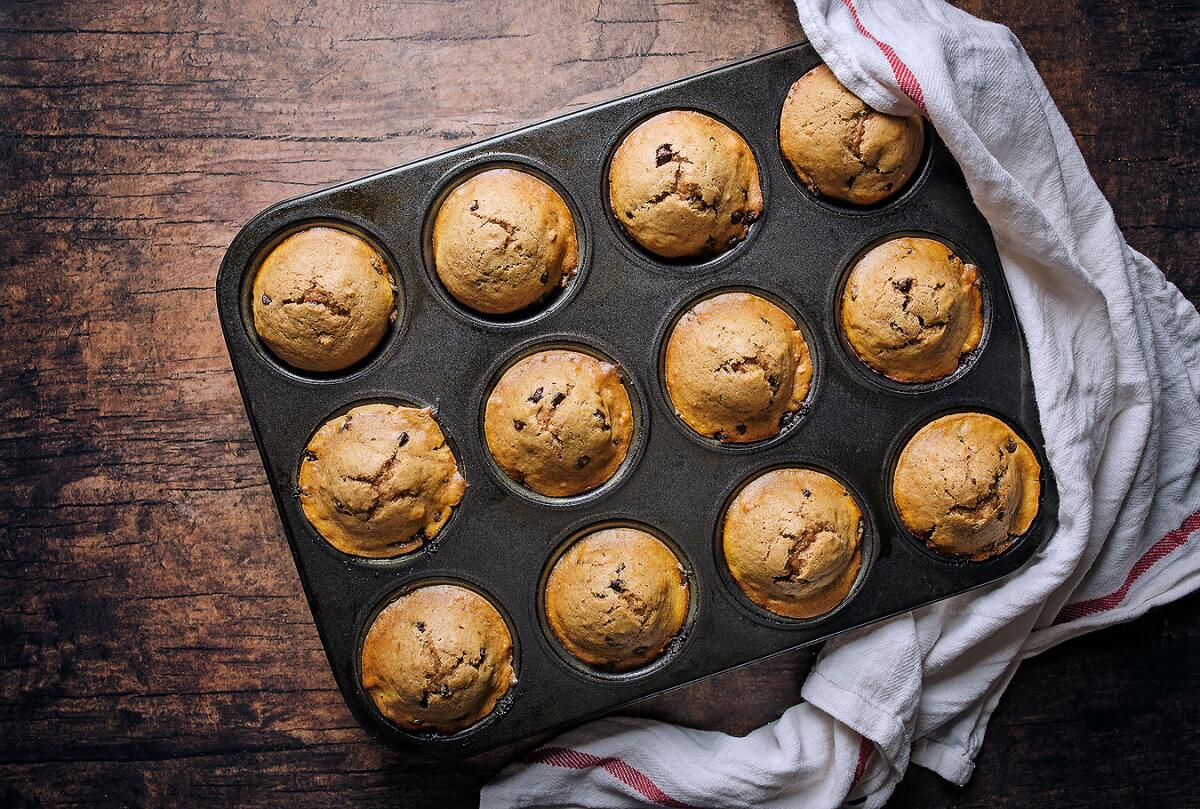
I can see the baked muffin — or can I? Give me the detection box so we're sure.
[723,468,863,619]
[779,64,924,205]
[484,349,634,497]
[664,292,812,443]
[545,527,689,671]
[841,237,983,383]
[609,110,763,259]
[361,583,515,734]
[299,403,466,557]
[432,168,579,315]
[252,226,395,372]
[893,412,1041,560]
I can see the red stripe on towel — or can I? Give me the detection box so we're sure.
[852,735,873,785]
[527,746,694,808]
[1055,510,1200,624]
[839,0,928,113]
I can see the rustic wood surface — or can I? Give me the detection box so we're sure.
[2,0,1197,806]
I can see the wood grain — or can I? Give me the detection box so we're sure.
[1,0,1196,806]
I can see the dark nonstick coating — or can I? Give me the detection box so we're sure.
[215,42,1059,758]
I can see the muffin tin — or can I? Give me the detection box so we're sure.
[216,41,1059,757]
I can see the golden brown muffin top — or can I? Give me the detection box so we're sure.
[893,412,1041,560]
[299,403,466,558]
[664,292,812,443]
[841,237,983,383]
[484,349,634,497]
[252,226,395,372]
[779,64,925,206]
[432,168,578,315]
[361,584,515,734]
[545,527,689,672]
[723,468,863,619]
[609,110,763,259]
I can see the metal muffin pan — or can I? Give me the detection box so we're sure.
[215,41,1059,758]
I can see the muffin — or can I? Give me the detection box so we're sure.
[299,403,466,557]
[484,349,634,497]
[779,64,925,205]
[545,527,689,671]
[608,110,763,259]
[252,226,395,372]
[432,168,579,315]
[361,584,515,734]
[841,237,983,383]
[723,468,863,619]
[893,412,1041,560]
[664,291,812,443]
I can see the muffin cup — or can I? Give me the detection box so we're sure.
[477,337,649,508]
[294,392,467,566]
[884,405,1049,565]
[655,283,821,453]
[775,88,933,216]
[713,463,878,627]
[239,215,407,382]
[601,107,768,273]
[536,518,697,682]
[831,231,992,395]
[420,155,590,328]
[354,576,520,741]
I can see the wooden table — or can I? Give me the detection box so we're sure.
[3,1,1197,805]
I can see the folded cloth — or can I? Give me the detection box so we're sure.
[482,1,1200,805]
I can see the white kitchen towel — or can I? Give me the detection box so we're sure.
[482,1,1200,806]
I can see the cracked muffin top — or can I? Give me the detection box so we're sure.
[664,291,812,443]
[779,64,924,206]
[545,527,689,671]
[608,110,763,259]
[432,168,579,315]
[841,237,983,383]
[484,349,634,497]
[299,403,466,558]
[361,583,515,734]
[252,226,395,372]
[893,412,1041,560]
[722,468,863,620]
